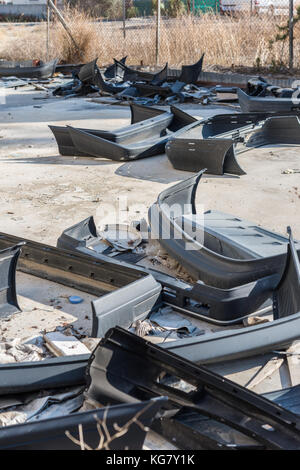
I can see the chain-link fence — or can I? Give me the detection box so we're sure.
[64,0,297,71]
[0,0,298,71]
[114,0,298,70]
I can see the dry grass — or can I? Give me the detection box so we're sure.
[0,8,299,72]
[51,6,100,63]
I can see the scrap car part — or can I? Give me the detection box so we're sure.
[0,232,153,395]
[0,59,58,79]
[1,227,297,401]
[178,54,205,84]
[6,227,296,401]
[159,226,300,363]
[129,102,165,122]
[90,261,277,334]
[55,63,85,75]
[166,120,244,176]
[244,115,300,146]
[91,275,161,337]
[85,326,300,450]
[3,231,300,383]
[112,59,168,83]
[77,58,98,84]
[0,233,147,293]
[0,355,88,396]
[88,227,300,330]
[104,56,127,79]
[157,384,300,450]
[132,56,205,99]
[66,115,173,161]
[53,59,101,97]
[166,114,300,175]
[56,216,289,325]
[95,69,130,95]
[238,88,300,113]
[161,302,300,364]
[150,63,169,86]
[111,56,203,99]
[88,225,300,363]
[133,80,186,99]
[186,108,300,137]
[64,106,196,161]
[273,226,300,319]
[57,216,201,288]
[246,76,276,97]
[155,408,263,450]
[148,170,300,288]
[246,76,297,98]
[105,63,170,97]
[0,243,24,318]
[215,115,300,152]
[0,398,166,450]
[49,103,166,157]
[52,76,98,98]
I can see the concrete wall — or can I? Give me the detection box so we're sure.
[1,1,62,4]
[0,2,63,19]
[6,1,48,5]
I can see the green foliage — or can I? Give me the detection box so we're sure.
[166,0,186,17]
[254,56,261,70]
[268,34,286,71]
[152,0,186,17]
[68,0,185,18]
[152,0,166,15]
[106,0,123,18]
[65,0,123,19]
[126,6,139,18]
[265,5,300,70]
[274,5,300,42]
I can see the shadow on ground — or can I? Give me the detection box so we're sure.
[115,153,240,184]
[0,154,117,167]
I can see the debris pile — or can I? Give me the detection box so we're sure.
[238,76,300,112]
[51,55,228,105]
[49,103,197,161]
[246,76,300,98]
[0,59,58,79]
[1,50,300,451]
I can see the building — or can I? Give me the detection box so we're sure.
[0,1,60,4]
[0,0,63,19]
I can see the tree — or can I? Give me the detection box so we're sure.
[65,0,123,19]
[166,0,186,17]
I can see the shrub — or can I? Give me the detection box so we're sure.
[165,0,186,17]
[127,6,139,18]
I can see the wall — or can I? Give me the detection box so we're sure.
[0,2,63,19]
[8,1,48,5]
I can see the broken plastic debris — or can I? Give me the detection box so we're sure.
[282,169,300,174]
[68,296,83,304]
[99,224,142,252]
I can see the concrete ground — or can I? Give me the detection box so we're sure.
[0,85,300,447]
[0,86,299,247]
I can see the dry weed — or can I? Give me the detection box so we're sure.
[51,6,98,63]
[65,402,152,450]
[0,9,299,71]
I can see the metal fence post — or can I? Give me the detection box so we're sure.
[156,0,161,65]
[48,0,80,52]
[123,0,126,40]
[46,0,50,61]
[289,0,294,70]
